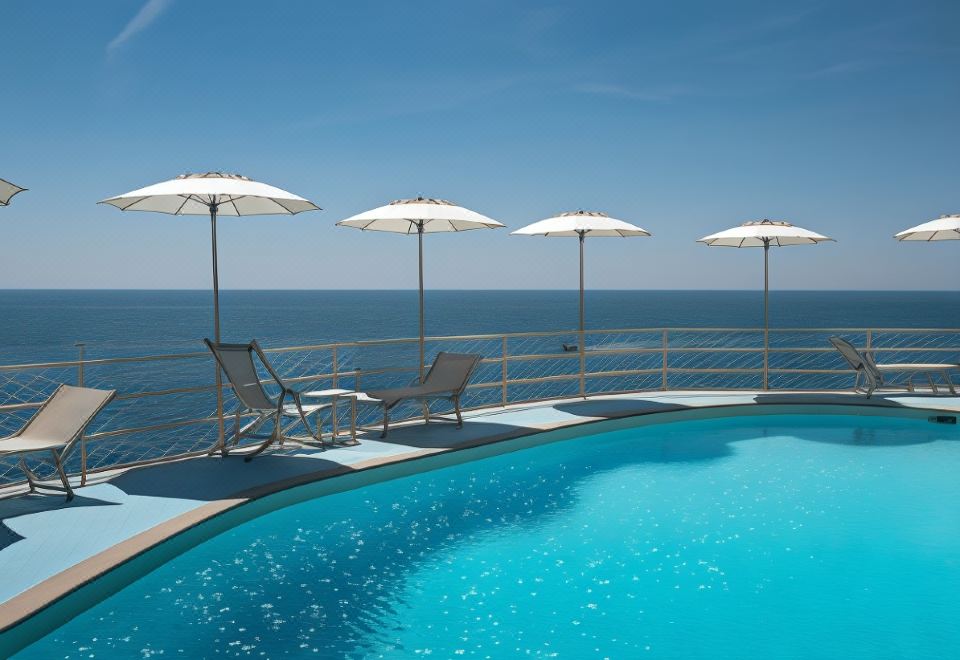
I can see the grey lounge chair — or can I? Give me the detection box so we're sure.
[205,339,347,461]
[829,336,958,397]
[363,352,481,438]
[0,384,116,500]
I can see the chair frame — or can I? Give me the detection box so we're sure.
[362,352,481,438]
[830,336,957,397]
[2,384,116,500]
[205,339,332,462]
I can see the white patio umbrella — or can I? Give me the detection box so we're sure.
[0,178,26,206]
[100,172,320,448]
[895,214,960,242]
[337,197,504,378]
[698,219,834,389]
[512,210,652,395]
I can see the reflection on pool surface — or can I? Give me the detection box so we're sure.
[17,413,960,658]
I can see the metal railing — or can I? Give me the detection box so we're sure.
[1,327,958,489]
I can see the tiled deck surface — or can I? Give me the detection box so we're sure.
[2,390,959,644]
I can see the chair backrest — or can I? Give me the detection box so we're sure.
[422,352,481,394]
[17,384,116,446]
[830,336,881,381]
[205,339,278,411]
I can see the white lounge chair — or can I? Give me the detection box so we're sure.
[0,384,116,500]
[205,339,345,461]
[830,336,958,397]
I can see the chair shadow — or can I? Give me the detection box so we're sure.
[0,493,120,551]
[109,453,349,501]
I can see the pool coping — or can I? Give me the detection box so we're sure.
[2,391,958,655]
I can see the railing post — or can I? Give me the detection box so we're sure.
[501,336,508,406]
[331,345,339,389]
[76,342,87,486]
[763,330,769,391]
[661,329,668,391]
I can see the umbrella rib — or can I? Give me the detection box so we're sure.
[173,195,191,215]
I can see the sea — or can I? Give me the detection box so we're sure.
[2,289,959,365]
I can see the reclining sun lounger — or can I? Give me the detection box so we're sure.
[205,339,348,461]
[362,352,481,438]
[829,336,958,397]
[0,384,116,500]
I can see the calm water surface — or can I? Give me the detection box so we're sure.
[2,290,959,363]
[16,414,960,659]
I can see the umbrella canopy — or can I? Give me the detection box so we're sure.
[337,197,504,378]
[511,210,651,238]
[337,196,504,233]
[0,178,26,206]
[99,172,318,216]
[698,219,834,389]
[100,172,320,451]
[698,219,831,247]
[894,214,960,242]
[512,211,652,396]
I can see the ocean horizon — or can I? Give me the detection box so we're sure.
[3,289,958,364]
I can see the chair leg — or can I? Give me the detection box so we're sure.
[18,458,38,494]
[453,396,463,429]
[944,370,957,396]
[52,449,74,501]
[380,406,390,439]
[244,427,279,463]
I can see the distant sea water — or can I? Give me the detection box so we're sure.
[1,289,959,364]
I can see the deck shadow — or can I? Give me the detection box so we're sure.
[752,392,909,407]
[374,420,530,450]
[109,453,349,501]
[554,398,691,419]
[0,493,120,551]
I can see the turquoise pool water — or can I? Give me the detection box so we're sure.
[17,413,960,658]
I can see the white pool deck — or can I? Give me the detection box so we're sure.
[1,389,959,649]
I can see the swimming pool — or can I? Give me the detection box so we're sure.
[15,412,960,658]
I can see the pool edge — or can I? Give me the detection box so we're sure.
[1,397,954,656]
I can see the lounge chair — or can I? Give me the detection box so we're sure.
[205,339,347,461]
[362,352,481,438]
[0,384,116,500]
[829,336,958,397]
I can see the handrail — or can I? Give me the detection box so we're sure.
[1,326,957,490]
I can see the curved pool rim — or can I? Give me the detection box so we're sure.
[1,398,957,656]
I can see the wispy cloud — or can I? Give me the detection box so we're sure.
[574,83,692,102]
[800,60,871,79]
[107,0,172,54]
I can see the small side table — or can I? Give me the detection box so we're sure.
[303,388,360,445]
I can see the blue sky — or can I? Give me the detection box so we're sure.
[1,0,958,290]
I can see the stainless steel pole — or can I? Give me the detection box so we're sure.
[763,239,769,390]
[418,221,425,383]
[579,231,586,397]
[211,203,225,452]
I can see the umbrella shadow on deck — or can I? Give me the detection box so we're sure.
[109,452,349,502]
[554,398,692,419]
[371,419,533,450]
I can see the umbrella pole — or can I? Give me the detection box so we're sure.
[210,204,225,453]
[763,239,769,390]
[579,232,586,397]
[418,222,425,383]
